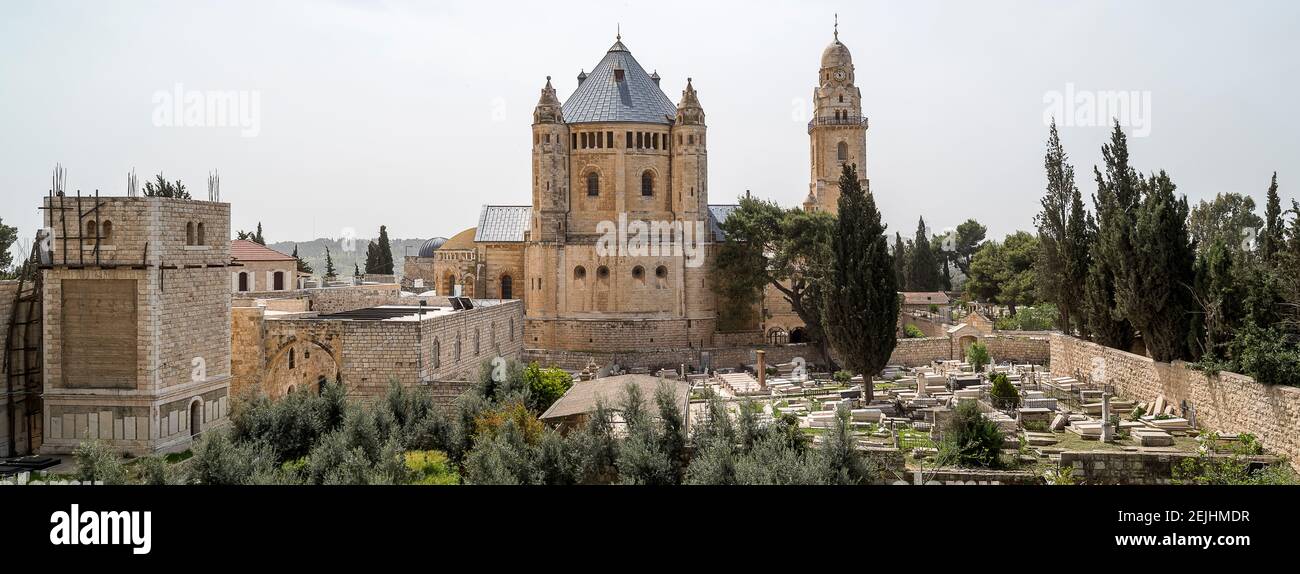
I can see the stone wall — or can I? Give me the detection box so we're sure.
[1057,451,1280,485]
[984,332,1052,364]
[887,337,953,366]
[1051,333,1300,472]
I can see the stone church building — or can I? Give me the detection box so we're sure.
[403,25,870,355]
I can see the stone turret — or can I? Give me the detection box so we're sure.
[531,76,569,243]
[672,78,707,216]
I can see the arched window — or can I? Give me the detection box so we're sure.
[641,171,654,196]
[655,265,668,288]
[273,271,285,291]
[574,266,587,281]
[500,275,513,299]
[86,221,97,243]
[768,328,789,346]
[632,265,645,285]
[432,338,441,368]
[474,329,481,355]
[186,222,194,245]
[586,172,599,196]
[510,318,516,341]
[596,265,609,284]
[837,141,848,161]
[455,334,462,361]
[288,348,296,370]
[443,273,456,296]
[101,221,112,243]
[237,272,249,292]
[196,222,205,245]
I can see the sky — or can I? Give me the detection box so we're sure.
[2,0,1297,261]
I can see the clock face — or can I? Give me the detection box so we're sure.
[834,70,846,82]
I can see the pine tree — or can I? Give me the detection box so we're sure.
[377,225,395,275]
[323,246,337,280]
[1261,172,1283,265]
[893,233,908,290]
[908,217,941,291]
[822,164,898,404]
[291,245,313,274]
[253,222,265,246]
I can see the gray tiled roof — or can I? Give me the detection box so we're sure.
[708,204,738,242]
[475,206,532,243]
[562,40,677,125]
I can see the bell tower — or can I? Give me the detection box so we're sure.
[531,76,569,243]
[805,17,868,215]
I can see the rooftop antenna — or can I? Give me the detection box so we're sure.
[834,13,839,41]
[617,23,621,41]
[208,170,220,202]
[127,168,138,197]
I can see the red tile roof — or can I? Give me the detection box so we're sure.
[230,239,295,262]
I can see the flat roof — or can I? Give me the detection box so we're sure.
[315,305,459,321]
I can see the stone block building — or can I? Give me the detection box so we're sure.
[36,194,234,455]
[231,239,297,293]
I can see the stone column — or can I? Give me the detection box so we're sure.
[755,350,766,389]
[1100,393,1114,442]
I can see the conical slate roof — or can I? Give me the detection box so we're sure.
[561,39,677,125]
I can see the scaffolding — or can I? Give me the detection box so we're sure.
[4,229,45,457]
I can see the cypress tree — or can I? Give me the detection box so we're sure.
[1036,120,1089,334]
[291,245,313,274]
[323,246,337,280]
[822,163,899,404]
[1117,170,1196,362]
[893,232,908,290]
[377,225,395,275]
[1261,172,1283,265]
[1086,122,1138,350]
[908,217,941,291]
[364,241,379,274]
[253,222,264,246]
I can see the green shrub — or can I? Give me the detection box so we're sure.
[903,324,926,339]
[74,440,128,485]
[523,363,573,412]
[404,450,460,485]
[967,342,990,372]
[939,400,1004,468]
[833,370,853,385]
[989,373,1020,410]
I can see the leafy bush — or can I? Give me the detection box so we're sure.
[404,451,459,484]
[523,363,573,412]
[74,440,128,485]
[993,303,1059,331]
[939,400,1004,468]
[988,373,1020,410]
[833,370,853,384]
[903,324,926,339]
[967,342,990,372]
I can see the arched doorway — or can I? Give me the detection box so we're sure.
[768,328,789,346]
[189,400,202,439]
[789,328,808,344]
[273,271,285,291]
[500,275,513,299]
[237,272,249,292]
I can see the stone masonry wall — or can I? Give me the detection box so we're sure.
[1051,333,1300,472]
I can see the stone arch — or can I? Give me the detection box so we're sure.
[789,327,808,344]
[499,274,513,299]
[584,168,601,197]
[266,337,342,400]
[188,397,204,439]
[837,140,848,162]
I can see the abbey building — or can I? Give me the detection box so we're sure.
[403,26,869,354]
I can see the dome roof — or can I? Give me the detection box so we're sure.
[417,237,449,257]
[821,38,853,69]
[441,227,478,251]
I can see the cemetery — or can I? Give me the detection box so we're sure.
[666,351,1288,484]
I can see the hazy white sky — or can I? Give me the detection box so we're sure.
[2,0,1297,260]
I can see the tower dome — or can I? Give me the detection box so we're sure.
[821,39,852,69]
[417,237,449,257]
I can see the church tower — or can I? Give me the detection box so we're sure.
[531,76,569,243]
[804,18,868,215]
